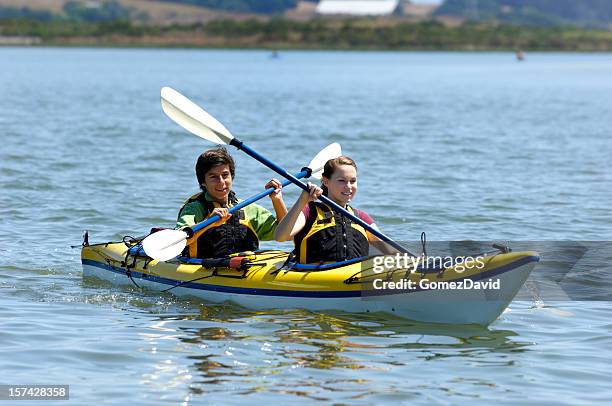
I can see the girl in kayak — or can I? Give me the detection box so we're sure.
[275,156,390,263]
[177,147,287,258]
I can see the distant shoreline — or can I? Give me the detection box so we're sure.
[2,19,612,51]
[3,43,612,53]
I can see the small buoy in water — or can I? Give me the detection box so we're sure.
[516,50,525,61]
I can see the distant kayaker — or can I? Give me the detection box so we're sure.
[275,156,393,263]
[177,147,287,258]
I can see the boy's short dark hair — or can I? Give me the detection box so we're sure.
[195,146,236,190]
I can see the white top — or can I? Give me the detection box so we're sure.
[316,0,400,16]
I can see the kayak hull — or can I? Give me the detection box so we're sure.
[81,243,538,325]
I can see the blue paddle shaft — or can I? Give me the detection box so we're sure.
[188,168,309,235]
[229,139,410,254]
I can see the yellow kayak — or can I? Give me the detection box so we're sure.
[81,237,538,326]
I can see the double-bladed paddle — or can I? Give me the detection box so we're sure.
[142,142,342,261]
[159,86,410,255]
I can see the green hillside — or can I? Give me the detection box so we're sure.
[161,0,297,14]
[0,1,132,22]
[436,0,612,28]
[0,0,299,22]
[2,0,612,50]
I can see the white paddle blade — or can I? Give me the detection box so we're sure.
[142,229,188,262]
[160,87,234,145]
[309,142,342,180]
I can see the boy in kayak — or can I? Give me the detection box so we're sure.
[177,147,287,259]
[275,156,391,263]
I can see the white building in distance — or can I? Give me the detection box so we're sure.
[316,0,401,16]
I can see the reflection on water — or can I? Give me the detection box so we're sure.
[129,304,529,402]
[9,265,604,403]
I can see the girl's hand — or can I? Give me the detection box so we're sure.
[305,182,323,203]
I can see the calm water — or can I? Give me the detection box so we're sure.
[1,48,611,404]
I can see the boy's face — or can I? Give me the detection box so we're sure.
[203,164,233,204]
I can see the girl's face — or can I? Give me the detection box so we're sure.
[322,164,357,207]
[203,164,233,204]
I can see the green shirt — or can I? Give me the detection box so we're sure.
[176,192,278,241]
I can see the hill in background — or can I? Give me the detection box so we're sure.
[0,0,302,24]
[1,0,610,29]
[436,0,612,29]
[157,0,298,14]
[2,1,609,29]
[2,0,612,50]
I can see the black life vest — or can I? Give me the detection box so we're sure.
[293,201,370,263]
[179,192,259,259]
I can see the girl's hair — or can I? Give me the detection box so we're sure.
[321,156,357,195]
[195,146,236,191]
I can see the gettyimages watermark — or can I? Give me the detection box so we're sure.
[358,241,612,301]
[371,252,498,291]
[373,252,486,273]
[368,251,500,293]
